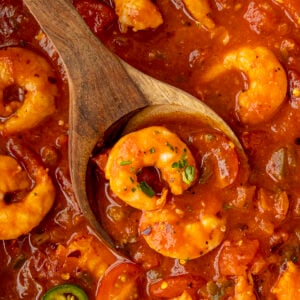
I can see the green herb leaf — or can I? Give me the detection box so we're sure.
[119,160,132,166]
[149,147,156,153]
[166,142,175,151]
[182,166,195,184]
[172,161,180,168]
[223,204,233,210]
[172,159,187,169]
[138,181,156,197]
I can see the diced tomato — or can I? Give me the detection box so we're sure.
[191,131,240,188]
[74,0,116,34]
[218,239,260,276]
[127,238,160,270]
[93,151,109,172]
[96,262,144,299]
[149,274,204,298]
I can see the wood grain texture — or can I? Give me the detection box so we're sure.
[23,0,247,249]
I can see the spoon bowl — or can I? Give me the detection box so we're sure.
[23,0,247,248]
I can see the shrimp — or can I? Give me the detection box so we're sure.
[203,46,287,125]
[139,197,226,260]
[170,291,193,300]
[114,0,163,33]
[0,47,57,135]
[182,0,215,29]
[0,140,56,240]
[233,275,256,300]
[104,126,198,211]
[272,261,300,299]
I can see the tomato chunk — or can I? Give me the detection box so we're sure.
[74,0,116,34]
[218,239,260,276]
[149,274,204,298]
[96,262,144,299]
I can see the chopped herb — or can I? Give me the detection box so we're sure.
[119,160,132,166]
[129,177,134,183]
[150,147,156,153]
[182,166,195,184]
[12,253,27,269]
[207,280,234,300]
[138,181,155,197]
[223,204,233,210]
[131,187,136,192]
[172,158,187,169]
[204,134,216,142]
[172,161,180,168]
[166,142,175,151]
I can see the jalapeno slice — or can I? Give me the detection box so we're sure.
[42,283,89,300]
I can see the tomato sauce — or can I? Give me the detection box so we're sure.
[0,1,116,298]
[1,0,300,299]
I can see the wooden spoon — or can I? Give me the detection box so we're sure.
[23,0,247,247]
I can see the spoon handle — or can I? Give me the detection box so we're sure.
[23,0,147,244]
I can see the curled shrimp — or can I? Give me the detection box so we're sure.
[104,126,198,211]
[0,47,57,135]
[272,261,300,299]
[182,0,215,29]
[233,275,256,300]
[0,140,56,240]
[203,46,287,125]
[140,196,226,260]
[114,0,163,32]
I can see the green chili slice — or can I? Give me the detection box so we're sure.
[42,284,89,300]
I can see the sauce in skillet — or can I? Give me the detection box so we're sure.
[1,0,300,299]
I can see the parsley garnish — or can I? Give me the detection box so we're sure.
[149,147,155,153]
[119,160,132,166]
[223,204,233,210]
[166,142,175,151]
[172,159,187,169]
[138,181,156,197]
[172,149,189,169]
[182,166,195,184]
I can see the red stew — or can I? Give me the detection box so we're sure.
[1,0,300,299]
